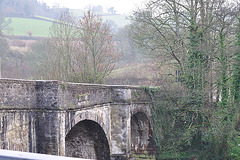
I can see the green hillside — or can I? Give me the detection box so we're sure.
[5,17,52,37]
[4,11,129,37]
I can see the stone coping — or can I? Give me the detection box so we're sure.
[0,78,142,89]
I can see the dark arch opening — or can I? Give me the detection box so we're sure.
[65,120,110,160]
[131,112,154,154]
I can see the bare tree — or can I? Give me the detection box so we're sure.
[130,0,239,98]
[48,12,79,81]
[32,11,118,83]
[75,11,119,83]
[0,9,11,78]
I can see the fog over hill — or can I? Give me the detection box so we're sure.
[0,0,69,18]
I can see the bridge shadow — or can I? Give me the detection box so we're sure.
[65,120,110,160]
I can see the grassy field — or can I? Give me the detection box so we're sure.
[5,17,52,37]
[4,10,129,37]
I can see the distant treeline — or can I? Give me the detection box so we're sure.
[0,0,69,19]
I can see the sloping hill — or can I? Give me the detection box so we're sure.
[106,63,177,86]
[4,8,130,38]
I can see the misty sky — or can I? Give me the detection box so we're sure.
[38,0,146,14]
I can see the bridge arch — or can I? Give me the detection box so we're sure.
[130,109,155,154]
[65,111,110,159]
[65,111,109,137]
[65,119,110,159]
[130,104,153,131]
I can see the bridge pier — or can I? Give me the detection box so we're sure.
[35,111,65,156]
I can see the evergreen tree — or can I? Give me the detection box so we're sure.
[232,17,240,103]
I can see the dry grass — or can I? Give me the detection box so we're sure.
[107,62,178,86]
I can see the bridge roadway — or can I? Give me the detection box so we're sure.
[0,79,155,160]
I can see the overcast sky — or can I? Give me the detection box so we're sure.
[38,0,146,14]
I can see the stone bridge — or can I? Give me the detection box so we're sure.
[0,79,155,160]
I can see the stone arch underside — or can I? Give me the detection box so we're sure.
[65,120,110,160]
[66,109,110,140]
[131,112,155,154]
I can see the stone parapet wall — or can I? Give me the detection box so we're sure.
[0,79,152,109]
[59,82,152,110]
[0,79,37,107]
